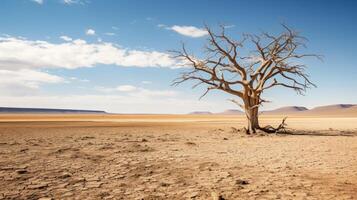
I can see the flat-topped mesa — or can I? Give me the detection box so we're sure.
[0,107,106,114]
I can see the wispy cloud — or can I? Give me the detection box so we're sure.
[0,36,179,70]
[63,0,75,4]
[31,0,43,4]
[86,28,96,35]
[104,32,116,36]
[63,0,87,5]
[160,25,208,38]
[0,69,63,95]
[141,81,152,84]
[68,77,89,83]
[116,85,137,92]
[59,35,72,41]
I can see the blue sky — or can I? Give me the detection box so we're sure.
[0,0,356,113]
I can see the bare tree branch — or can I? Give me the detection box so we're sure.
[171,24,321,134]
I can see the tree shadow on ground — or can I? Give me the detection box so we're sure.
[277,130,357,137]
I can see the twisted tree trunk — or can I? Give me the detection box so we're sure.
[245,108,259,134]
[244,97,260,134]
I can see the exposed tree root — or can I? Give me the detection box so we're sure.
[242,117,289,134]
[258,117,288,134]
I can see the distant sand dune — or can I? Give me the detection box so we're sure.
[304,104,356,115]
[189,104,357,116]
[261,106,308,114]
[216,109,244,115]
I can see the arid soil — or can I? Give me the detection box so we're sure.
[0,115,357,200]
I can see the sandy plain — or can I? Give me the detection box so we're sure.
[0,114,357,199]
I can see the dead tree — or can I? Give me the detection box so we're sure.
[171,25,321,134]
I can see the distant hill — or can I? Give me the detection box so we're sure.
[307,104,355,112]
[0,107,106,114]
[189,104,357,116]
[262,106,308,114]
[216,109,244,115]
[304,104,357,115]
[188,111,212,115]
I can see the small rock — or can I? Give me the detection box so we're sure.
[58,172,71,179]
[160,182,170,187]
[236,179,249,185]
[19,148,29,153]
[16,169,28,174]
[185,142,196,146]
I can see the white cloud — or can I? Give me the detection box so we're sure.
[112,26,119,30]
[0,69,63,95]
[167,25,208,38]
[116,85,137,92]
[86,29,96,35]
[63,0,86,5]
[63,0,75,4]
[0,36,178,70]
[60,35,72,42]
[0,69,63,86]
[31,0,43,4]
[104,32,116,36]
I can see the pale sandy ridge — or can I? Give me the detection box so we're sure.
[1,114,357,130]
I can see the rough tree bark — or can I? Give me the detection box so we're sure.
[171,25,321,134]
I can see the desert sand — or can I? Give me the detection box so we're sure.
[0,114,357,199]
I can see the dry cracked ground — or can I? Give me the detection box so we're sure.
[0,119,357,200]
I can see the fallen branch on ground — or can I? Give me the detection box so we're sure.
[258,117,288,133]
